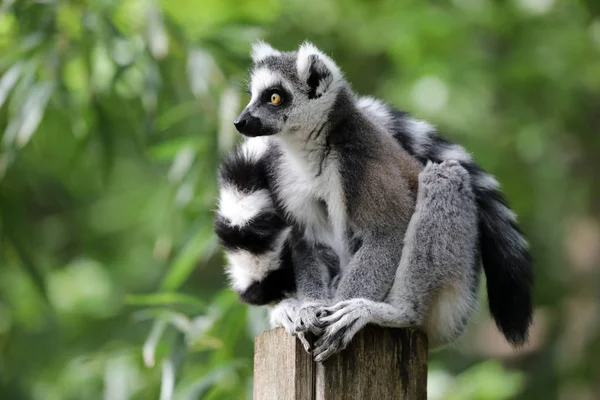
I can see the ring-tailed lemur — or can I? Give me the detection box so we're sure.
[214,41,533,360]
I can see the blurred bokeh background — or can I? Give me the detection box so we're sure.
[1,0,599,399]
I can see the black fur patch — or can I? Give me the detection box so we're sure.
[476,186,533,345]
[390,110,451,165]
[239,241,296,305]
[427,136,456,164]
[346,226,363,256]
[390,110,416,154]
[310,242,340,283]
[306,54,333,99]
[218,145,270,193]
[328,90,373,216]
[214,212,286,254]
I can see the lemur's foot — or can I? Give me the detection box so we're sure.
[313,299,373,362]
[270,299,312,351]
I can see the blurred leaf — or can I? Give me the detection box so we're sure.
[15,81,54,147]
[445,361,526,400]
[159,359,175,400]
[126,292,206,311]
[147,4,169,60]
[143,319,168,368]
[160,224,218,291]
[147,135,208,162]
[175,363,241,400]
[155,101,202,132]
[134,308,192,334]
[0,61,21,108]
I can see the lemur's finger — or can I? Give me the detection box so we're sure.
[319,300,353,315]
[281,318,295,335]
[314,333,325,349]
[300,321,325,336]
[313,338,341,363]
[317,302,361,325]
[322,304,344,313]
[318,309,348,324]
[297,332,312,352]
[295,305,325,335]
[315,309,366,359]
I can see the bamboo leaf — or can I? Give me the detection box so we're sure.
[143,319,168,368]
[15,81,54,147]
[160,223,218,291]
[0,61,22,109]
[159,358,175,400]
[125,292,206,311]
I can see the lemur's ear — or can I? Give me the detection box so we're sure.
[296,42,341,99]
[251,41,280,63]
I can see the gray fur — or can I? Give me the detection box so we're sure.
[313,160,480,361]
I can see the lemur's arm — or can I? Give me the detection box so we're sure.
[330,144,420,305]
[332,231,404,302]
[313,161,479,361]
[269,233,336,350]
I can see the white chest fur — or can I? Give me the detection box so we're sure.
[272,139,349,267]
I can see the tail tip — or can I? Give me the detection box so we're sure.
[492,302,533,348]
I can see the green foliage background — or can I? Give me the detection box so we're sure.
[1,0,599,399]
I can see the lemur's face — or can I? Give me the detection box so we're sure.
[233,42,344,138]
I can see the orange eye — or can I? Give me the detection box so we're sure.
[270,93,282,105]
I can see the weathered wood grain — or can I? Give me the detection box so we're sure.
[253,326,428,400]
[254,327,315,400]
[315,326,428,400]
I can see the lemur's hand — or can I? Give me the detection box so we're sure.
[313,299,373,362]
[270,298,299,334]
[270,299,313,352]
[293,301,329,350]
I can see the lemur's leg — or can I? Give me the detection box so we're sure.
[313,160,480,362]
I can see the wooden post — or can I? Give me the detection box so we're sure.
[254,326,428,400]
[254,327,315,400]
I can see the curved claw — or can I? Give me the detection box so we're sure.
[297,332,312,352]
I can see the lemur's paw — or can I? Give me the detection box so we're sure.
[269,299,299,335]
[312,299,372,362]
[270,299,312,351]
[294,302,327,336]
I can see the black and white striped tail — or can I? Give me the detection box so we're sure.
[360,98,534,345]
[214,139,295,305]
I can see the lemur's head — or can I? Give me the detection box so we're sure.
[233,41,347,137]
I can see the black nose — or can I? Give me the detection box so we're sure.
[233,114,262,136]
[233,118,247,130]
